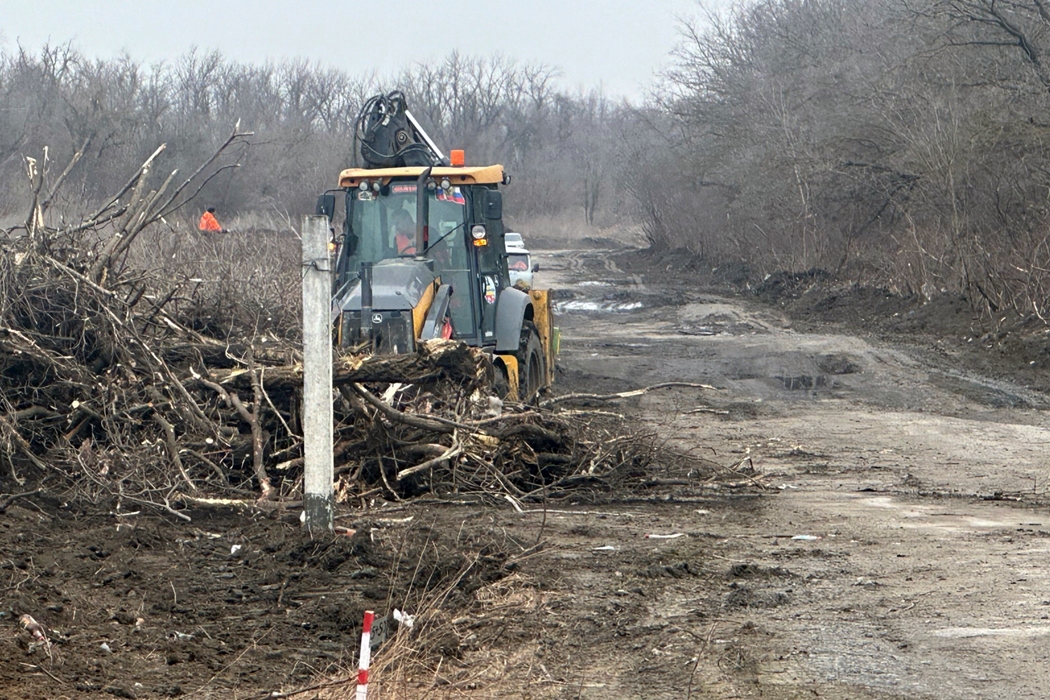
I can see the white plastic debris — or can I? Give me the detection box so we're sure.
[230,544,242,555]
[393,608,415,629]
[791,534,820,541]
[645,533,685,539]
[100,642,112,654]
[484,396,503,417]
[592,545,617,551]
[19,614,47,642]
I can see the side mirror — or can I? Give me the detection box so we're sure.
[532,263,540,273]
[316,193,335,220]
[484,190,503,220]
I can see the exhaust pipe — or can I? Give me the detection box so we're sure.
[415,166,432,254]
[360,261,374,348]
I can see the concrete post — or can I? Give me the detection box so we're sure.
[301,215,334,532]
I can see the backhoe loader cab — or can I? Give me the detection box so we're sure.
[320,163,557,400]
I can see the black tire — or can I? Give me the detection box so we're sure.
[517,322,544,402]
[491,361,510,399]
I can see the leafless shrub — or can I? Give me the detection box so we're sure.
[129,226,303,341]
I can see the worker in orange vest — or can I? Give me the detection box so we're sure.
[393,210,416,255]
[198,207,224,233]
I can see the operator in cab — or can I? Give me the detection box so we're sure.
[393,210,416,255]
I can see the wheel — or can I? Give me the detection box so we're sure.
[491,361,510,399]
[517,322,544,402]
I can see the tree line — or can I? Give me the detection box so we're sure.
[0,45,632,230]
[656,0,1050,321]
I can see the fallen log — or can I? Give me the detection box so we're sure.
[204,339,490,392]
[161,341,299,369]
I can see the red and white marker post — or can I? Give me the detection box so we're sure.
[356,610,374,700]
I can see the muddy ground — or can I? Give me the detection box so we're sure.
[5,241,1050,698]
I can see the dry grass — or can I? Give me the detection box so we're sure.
[129,224,303,340]
[310,571,551,700]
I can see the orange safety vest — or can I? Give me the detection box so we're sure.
[395,232,416,255]
[199,211,222,232]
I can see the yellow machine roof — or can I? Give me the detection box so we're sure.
[338,164,505,188]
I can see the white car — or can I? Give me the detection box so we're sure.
[505,231,526,250]
[507,246,538,289]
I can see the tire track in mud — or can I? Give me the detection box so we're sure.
[602,255,644,290]
[566,250,587,275]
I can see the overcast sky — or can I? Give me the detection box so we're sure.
[0,0,727,100]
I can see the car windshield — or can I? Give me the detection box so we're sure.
[508,253,530,271]
[505,232,524,247]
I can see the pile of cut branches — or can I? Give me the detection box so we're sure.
[0,132,682,518]
[324,378,658,506]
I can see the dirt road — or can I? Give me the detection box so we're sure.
[521,246,1050,698]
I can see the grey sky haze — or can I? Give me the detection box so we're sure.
[0,0,721,100]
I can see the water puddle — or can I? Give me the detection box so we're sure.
[556,300,644,313]
[678,326,719,336]
[776,375,830,390]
